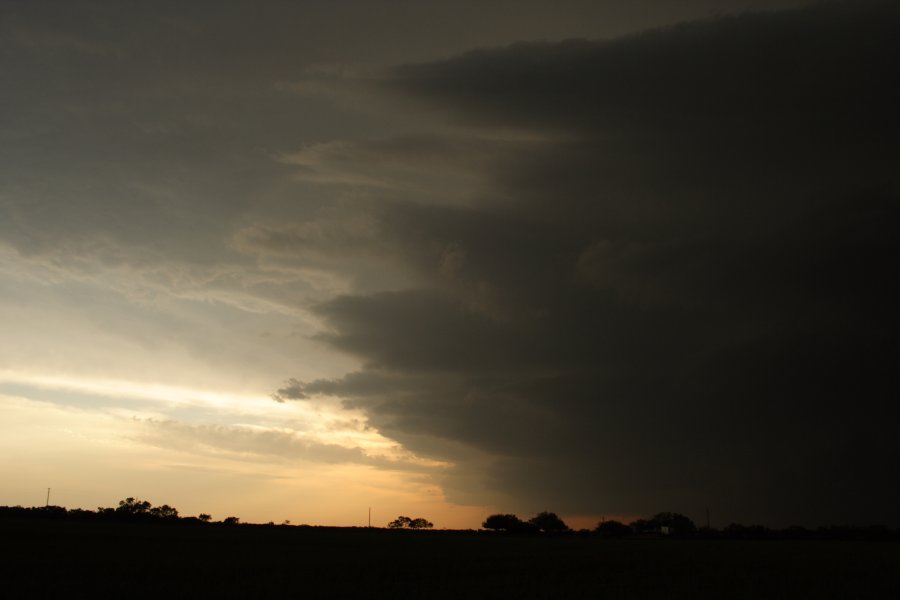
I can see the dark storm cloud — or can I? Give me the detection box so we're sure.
[388,1,900,136]
[276,1,900,526]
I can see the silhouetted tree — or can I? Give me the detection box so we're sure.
[198,513,212,523]
[529,511,568,532]
[222,516,240,525]
[149,504,179,519]
[116,498,152,517]
[388,516,412,528]
[629,518,651,534]
[629,512,697,536]
[388,516,433,529]
[482,514,530,532]
[595,520,632,537]
[648,512,696,536]
[409,517,433,529]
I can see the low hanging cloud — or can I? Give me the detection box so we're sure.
[277,134,514,194]
[138,418,371,464]
[276,1,900,526]
[136,418,446,472]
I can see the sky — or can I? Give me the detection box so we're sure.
[1,0,897,529]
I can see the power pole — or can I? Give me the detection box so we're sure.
[46,488,50,507]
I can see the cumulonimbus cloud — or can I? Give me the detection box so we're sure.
[276,1,900,526]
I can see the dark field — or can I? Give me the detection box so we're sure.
[2,518,898,599]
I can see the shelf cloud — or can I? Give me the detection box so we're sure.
[277,1,900,525]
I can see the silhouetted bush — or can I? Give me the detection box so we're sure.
[388,516,434,529]
[483,514,523,531]
[633,512,696,537]
[529,511,569,532]
[149,504,179,519]
[595,520,632,538]
[116,497,152,517]
[482,514,537,533]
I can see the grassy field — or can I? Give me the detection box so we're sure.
[2,517,898,599]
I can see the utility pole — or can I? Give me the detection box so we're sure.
[46,488,50,507]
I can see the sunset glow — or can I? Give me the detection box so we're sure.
[1,0,897,531]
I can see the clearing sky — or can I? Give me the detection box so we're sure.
[1,0,897,529]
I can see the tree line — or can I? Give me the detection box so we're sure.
[482,511,569,533]
[2,501,898,540]
[387,515,433,529]
[482,510,900,541]
[0,498,240,525]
